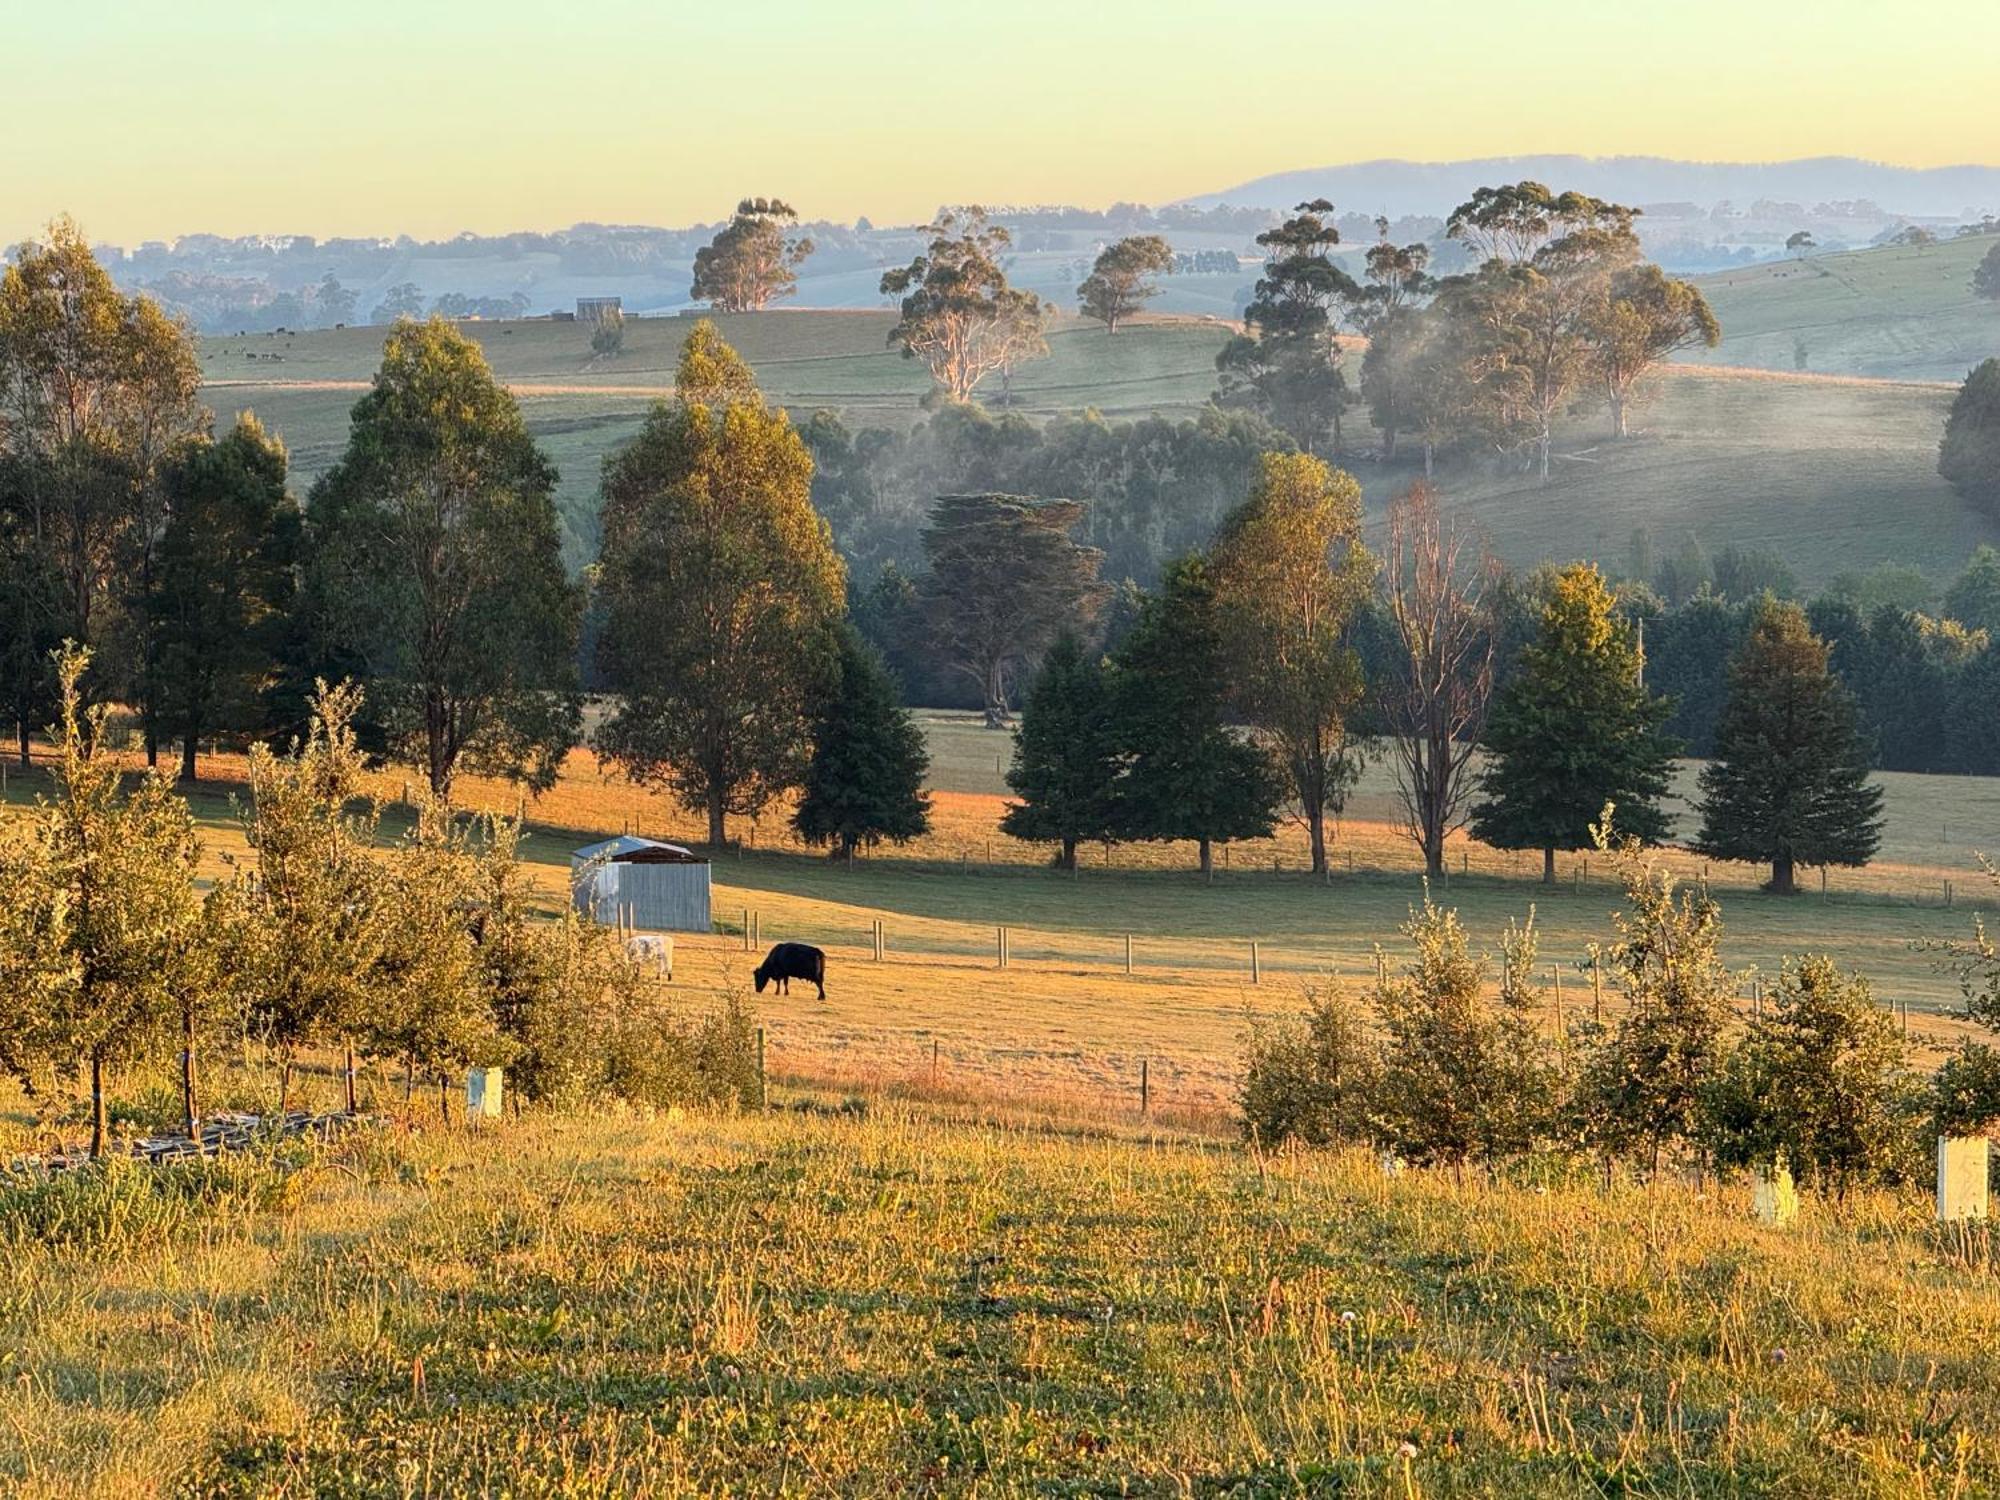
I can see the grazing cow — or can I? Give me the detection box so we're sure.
[754,942,826,1000]
[624,933,674,980]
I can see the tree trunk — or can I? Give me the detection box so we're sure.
[437,1073,451,1128]
[1422,441,1435,479]
[707,791,727,850]
[278,1057,292,1114]
[182,1008,198,1140]
[1538,428,1552,483]
[1610,390,1629,439]
[1770,854,1797,896]
[89,1051,108,1160]
[1057,837,1077,872]
[180,725,198,783]
[144,726,158,768]
[1198,838,1212,877]
[344,1041,358,1115]
[1307,814,1327,877]
[1543,846,1557,885]
[16,717,27,769]
[1424,830,1445,880]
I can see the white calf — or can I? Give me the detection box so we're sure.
[624,933,674,980]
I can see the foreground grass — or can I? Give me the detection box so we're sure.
[2,1104,1995,1495]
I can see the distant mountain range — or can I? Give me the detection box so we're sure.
[1180,156,2000,221]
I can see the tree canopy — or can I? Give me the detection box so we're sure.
[881,209,1047,402]
[793,626,932,859]
[1940,358,2000,514]
[690,198,815,312]
[1077,235,1174,333]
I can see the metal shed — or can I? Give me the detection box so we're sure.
[570,835,712,932]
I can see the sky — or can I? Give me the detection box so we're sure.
[6,0,2000,245]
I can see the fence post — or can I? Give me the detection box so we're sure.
[931,1039,939,1086]
[756,1027,767,1111]
[1250,940,1261,985]
[742,907,751,952]
[1551,964,1564,1036]
[1592,954,1603,1024]
[1375,951,1387,988]
[1124,933,1133,976]
[1140,1058,1150,1116]
[997,926,1008,969]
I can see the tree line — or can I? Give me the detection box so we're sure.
[1242,817,2000,1196]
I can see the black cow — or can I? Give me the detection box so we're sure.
[754,942,826,999]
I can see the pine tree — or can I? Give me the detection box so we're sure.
[1110,555,1281,875]
[794,626,932,860]
[1000,635,1118,870]
[1695,599,1883,894]
[1470,564,1678,882]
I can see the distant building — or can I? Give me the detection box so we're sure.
[576,297,623,325]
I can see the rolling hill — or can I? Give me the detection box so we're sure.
[201,310,1993,588]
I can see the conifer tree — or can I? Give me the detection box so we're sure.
[794,626,932,859]
[1109,555,1280,874]
[1001,634,1118,870]
[1695,599,1883,894]
[1471,563,1677,882]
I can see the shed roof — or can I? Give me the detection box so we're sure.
[571,835,708,865]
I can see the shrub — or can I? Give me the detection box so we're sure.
[1238,987,1377,1148]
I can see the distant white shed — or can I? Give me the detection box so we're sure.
[570,835,711,932]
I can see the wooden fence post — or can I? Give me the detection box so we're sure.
[1140,1058,1150,1116]
[742,907,751,952]
[1124,934,1133,976]
[997,926,1008,969]
[1250,941,1261,985]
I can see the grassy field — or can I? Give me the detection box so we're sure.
[9,710,1998,1119]
[200,310,1995,590]
[1688,234,2000,383]
[6,1099,2000,1495]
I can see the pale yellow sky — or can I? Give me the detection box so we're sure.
[5,0,1998,243]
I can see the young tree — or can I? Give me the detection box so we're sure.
[1239,986,1378,1149]
[1976,243,2000,301]
[1695,599,1883,894]
[1471,564,1677,883]
[1001,634,1119,870]
[237,680,385,1113]
[1077,235,1174,332]
[1587,262,1720,438]
[1372,895,1554,1176]
[690,198,816,312]
[793,626,932,859]
[1939,358,2000,514]
[1576,822,1735,1171]
[304,317,582,796]
[369,790,505,1120]
[1786,230,1816,260]
[589,306,626,356]
[594,323,845,846]
[881,209,1048,402]
[918,493,1109,727]
[1209,452,1375,876]
[14,647,206,1156]
[1381,484,1495,879]
[1109,554,1281,875]
[1702,955,1917,1194]
[1213,201,1358,453]
[148,414,300,781]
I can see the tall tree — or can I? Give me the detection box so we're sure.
[793,626,932,860]
[1077,235,1174,332]
[881,209,1048,402]
[1587,262,1720,438]
[918,493,1108,727]
[1976,243,2000,302]
[1471,564,1677,883]
[1208,452,1373,876]
[1381,484,1495,879]
[1695,599,1884,894]
[1001,635,1119,870]
[594,322,845,846]
[1110,554,1281,875]
[1940,358,2000,514]
[148,414,300,781]
[304,317,582,796]
[1214,201,1358,453]
[0,215,203,712]
[690,198,816,312]
[1348,233,1435,460]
